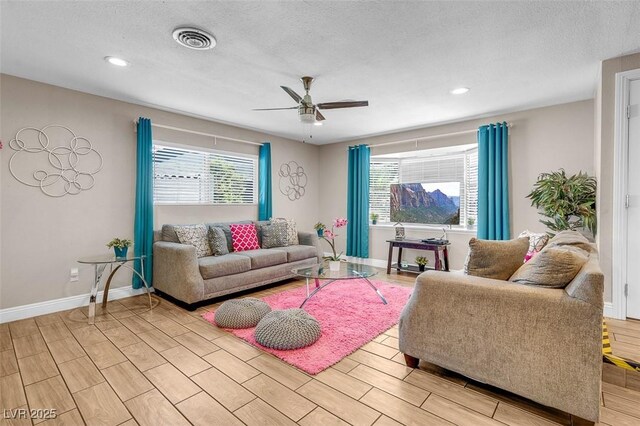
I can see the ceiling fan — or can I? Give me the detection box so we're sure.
[253,76,369,124]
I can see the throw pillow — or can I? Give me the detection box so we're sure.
[546,230,593,253]
[261,222,289,249]
[174,224,212,258]
[230,223,260,252]
[207,226,230,256]
[509,245,589,288]
[271,218,299,245]
[518,230,550,263]
[464,237,530,280]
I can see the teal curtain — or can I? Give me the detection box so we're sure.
[258,143,272,220]
[477,122,510,240]
[347,144,370,258]
[133,118,154,288]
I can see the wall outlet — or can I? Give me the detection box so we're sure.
[70,268,79,282]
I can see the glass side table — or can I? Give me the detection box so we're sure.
[77,254,152,324]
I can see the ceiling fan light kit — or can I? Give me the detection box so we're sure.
[254,76,369,126]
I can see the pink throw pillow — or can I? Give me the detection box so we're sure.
[230,223,260,252]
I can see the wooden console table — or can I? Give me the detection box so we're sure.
[386,239,450,274]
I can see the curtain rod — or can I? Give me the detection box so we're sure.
[370,123,513,148]
[133,121,263,147]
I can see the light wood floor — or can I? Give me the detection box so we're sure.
[2,272,640,426]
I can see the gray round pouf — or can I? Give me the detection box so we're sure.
[214,298,272,329]
[255,309,321,350]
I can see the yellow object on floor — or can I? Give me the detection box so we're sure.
[602,319,640,372]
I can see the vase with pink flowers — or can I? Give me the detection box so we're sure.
[321,217,348,271]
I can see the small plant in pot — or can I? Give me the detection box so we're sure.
[415,256,429,272]
[107,238,132,259]
[321,218,348,271]
[370,212,379,225]
[314,222,326,237]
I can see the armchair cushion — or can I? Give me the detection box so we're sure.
[464,237,529,280]
[510,244,589,288]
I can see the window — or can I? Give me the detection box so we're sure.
[153,142,258,205]
[369,144,478,227]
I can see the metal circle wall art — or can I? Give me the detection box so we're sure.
[278,161,307,201]
[9,125,103,197]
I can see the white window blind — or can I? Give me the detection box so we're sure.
[153,143,257,204]
[465,150,478,225]
[370,160,399,222]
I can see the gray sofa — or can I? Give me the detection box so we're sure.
[399,231,604,422]
[153,221,322,308]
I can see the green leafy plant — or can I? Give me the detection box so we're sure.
[313,222,326,231]
[370,213,379,221]
[467,217,475,226]
[415,256,429,266]
[526,169,597,236]
[106,238,132,249]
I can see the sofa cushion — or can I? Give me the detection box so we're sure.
[174,224,212,258]
[261,222,289,249]
[271,218,299,245]
[230,223,260,252]
[161,224,180,243]
[207,226,229,256]
[509,245,589,288]
[206,221,252,252]
[276,245,318,262]
[198,254,251,279]
[464,237,530,280]
[234,249,287,269]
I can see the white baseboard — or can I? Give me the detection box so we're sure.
[603,302,617,319]
[0,286,153,324]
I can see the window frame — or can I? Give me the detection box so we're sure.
[152,140,259,206]
[369,144,478,230]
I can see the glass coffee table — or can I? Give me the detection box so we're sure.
[292,262,387,308]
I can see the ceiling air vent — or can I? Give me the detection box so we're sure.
[172,27,216,50]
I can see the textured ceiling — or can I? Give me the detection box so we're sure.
[2,1,640,144]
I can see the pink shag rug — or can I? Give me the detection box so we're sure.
[202,279,412,375]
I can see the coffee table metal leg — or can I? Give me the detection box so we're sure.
[120,264,153,309]
[362,277,388,305]
[299,277,387,308]
[300,279,336,308]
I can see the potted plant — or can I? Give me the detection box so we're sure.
[321,217,348,271]
[314,222,326,237]
[527,169,597,237]
[370,212,379,225]
[107,238,132,259]
[467,217,475,227]
[415,256,429,272]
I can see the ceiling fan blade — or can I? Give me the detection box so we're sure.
[280,86,303,104]
[317,101,369,110]
[252,107,299,111]
[315,109,326,121]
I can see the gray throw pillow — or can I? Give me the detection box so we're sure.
[464,237,530,280]
[261,222,289,249]
[509,245,589,288]
[174,224,212,258]
[208,226,230,256]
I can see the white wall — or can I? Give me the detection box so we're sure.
[318,100,595,272]
[0,74,320,309]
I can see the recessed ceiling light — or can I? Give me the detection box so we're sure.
[314,121,323,126]
[105,56,128,67]
[450,87,469,95]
